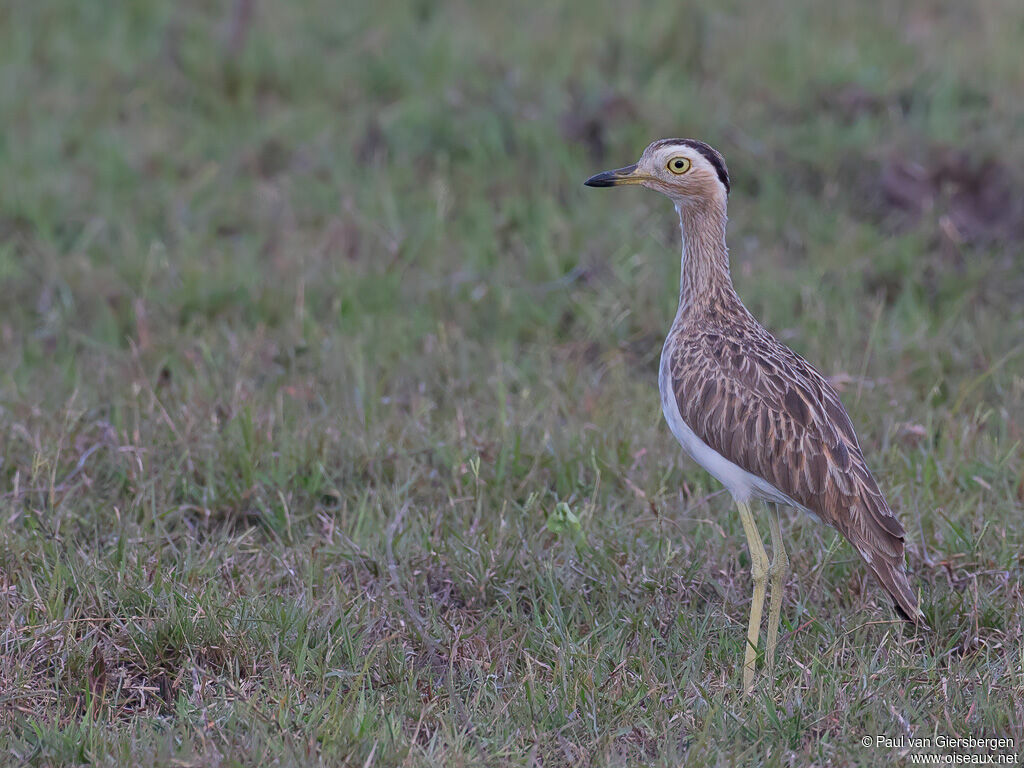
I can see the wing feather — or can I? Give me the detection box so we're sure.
[669,325,924,623]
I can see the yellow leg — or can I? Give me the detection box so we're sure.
[737,500,770,695]
[765,503,789,676]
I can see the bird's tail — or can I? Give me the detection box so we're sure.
[842,490,927,627]
[863,553,926,627]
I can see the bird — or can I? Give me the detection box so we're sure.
[584,138,925,693]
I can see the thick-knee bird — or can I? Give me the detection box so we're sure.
[585,139,925,693]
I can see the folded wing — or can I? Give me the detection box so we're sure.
[669,325,923,623]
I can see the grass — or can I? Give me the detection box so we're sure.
[1,0,1023,765]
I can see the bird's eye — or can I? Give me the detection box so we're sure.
[667,157,691,174]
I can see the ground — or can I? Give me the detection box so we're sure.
[1,1,1023,766]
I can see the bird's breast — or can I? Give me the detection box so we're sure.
[658,335,800,507]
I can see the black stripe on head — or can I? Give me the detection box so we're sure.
[655,138,731,195]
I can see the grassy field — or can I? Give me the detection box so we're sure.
[2,0,1023,765]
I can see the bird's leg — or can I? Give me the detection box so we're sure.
[737,500,770,694]
[765,503,789,677]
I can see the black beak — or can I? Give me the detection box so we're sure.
[583,163,641,187]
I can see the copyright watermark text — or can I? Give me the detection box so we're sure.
[861,735,1017,764]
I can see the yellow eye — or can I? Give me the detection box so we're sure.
[667,156,691,174]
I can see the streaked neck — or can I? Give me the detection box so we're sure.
[673,197,736,317]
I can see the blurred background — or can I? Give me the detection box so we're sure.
[1,1,1022,765]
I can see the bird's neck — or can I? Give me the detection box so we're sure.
[673,197,738,318]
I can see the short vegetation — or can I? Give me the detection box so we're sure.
[1,1,1022,765]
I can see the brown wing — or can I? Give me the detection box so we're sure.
[670,326,924,623]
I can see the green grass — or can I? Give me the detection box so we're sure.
[2,0,1023,765]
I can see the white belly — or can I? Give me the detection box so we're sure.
[658,341,802,508]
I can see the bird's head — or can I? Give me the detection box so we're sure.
[584,138,730,206]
